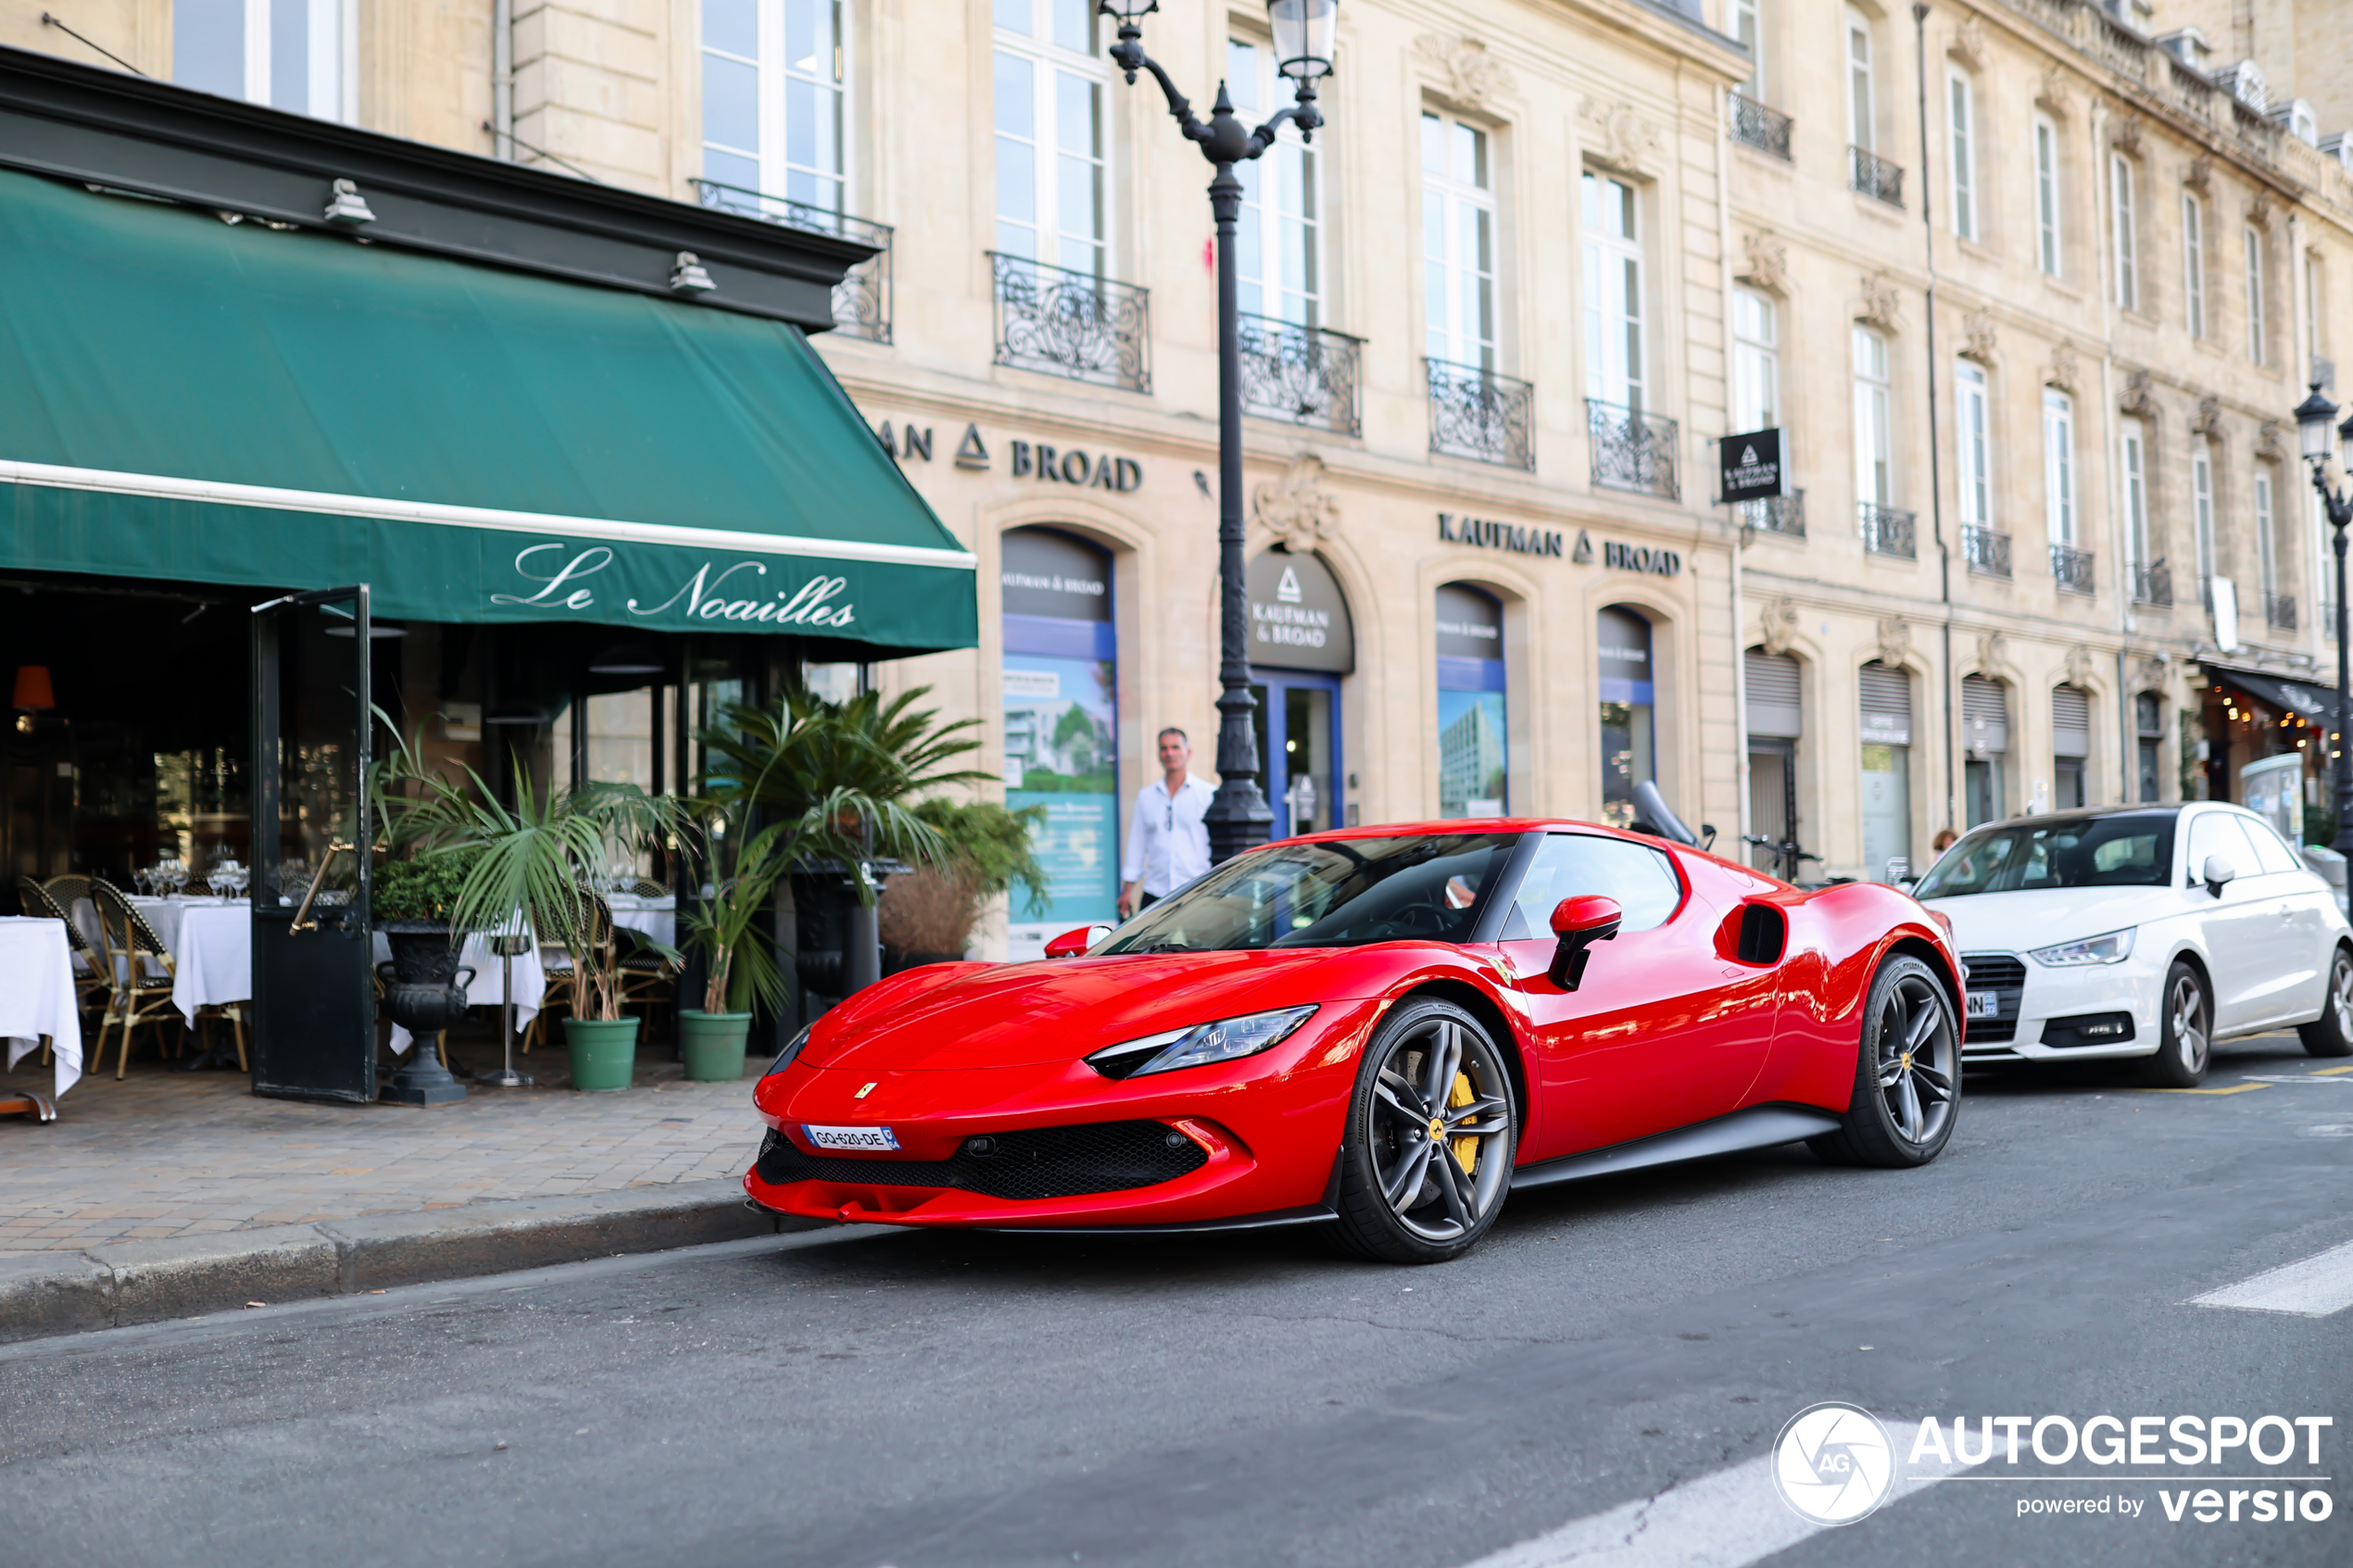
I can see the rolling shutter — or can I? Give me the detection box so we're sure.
[2052,684,2091,759]
[1858,662,1911,745]
[1963,674,2010,756]
[1745,650,1803,738]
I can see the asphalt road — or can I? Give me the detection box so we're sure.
[2,1036,2347,1568]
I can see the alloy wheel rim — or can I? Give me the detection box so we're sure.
[2171,973,2209,1073]
[1368,1018,1513,1242]
[1873,973,1957,1147]
[2334,954,2353,1039]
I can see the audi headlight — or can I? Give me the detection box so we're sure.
[2027,928,2136,967]
[1085,1006,1317,1080]
[764,1023,814,1076]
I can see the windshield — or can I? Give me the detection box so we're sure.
[1913,812,2175,897]
[1094,833,1524,955]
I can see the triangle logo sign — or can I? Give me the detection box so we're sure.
[1277,566,1303,604]
[1741,445,1759,465]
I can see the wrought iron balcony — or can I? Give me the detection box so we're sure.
[1961,524,2011,578]
[1849,145,1906,207]
[2133,558,2174,607]
[688,179,893,343]
[1730,94,1793,159]
[2051,543,2097,595]
[2268,591,2299,631]
[1239,315,1364,435]
[1426,358,1535,470]
[1737,490,1806,537]
[1587,400,1680,499]
[988,252,1151,392]
[1858,501,1917,558]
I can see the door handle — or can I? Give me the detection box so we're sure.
[288,840,353,934]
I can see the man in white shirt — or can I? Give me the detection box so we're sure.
[1119,727,1214,918]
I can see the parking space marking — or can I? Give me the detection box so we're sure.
[2136,1082,2271,1095]
[2311,1066,2353,1076]
[2239,1075,2353,1085]
[1455,1447,1976,1568]
[2192,1237,2353,1318]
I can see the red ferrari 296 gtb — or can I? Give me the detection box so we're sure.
[744,819,1965,1261]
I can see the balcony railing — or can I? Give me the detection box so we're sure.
[1587,400,1680,499]
[988,252,1151,392]
[1849,145,1906,207]
[1730,94,1793,159]
[2133,558,2174,607]
[688,179,893,343]
[1961,524,2012,577]
[1426,358,1535,469]
[1238,315,1365,435]
[2268,591,2299,631]
[1858,501,1917,558]
[1737,490,1806,537]
[2051,544,2097,595]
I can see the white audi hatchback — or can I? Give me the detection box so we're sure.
[1913,803,2353,1085]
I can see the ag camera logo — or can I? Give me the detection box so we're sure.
[1774,1401,1895,1524]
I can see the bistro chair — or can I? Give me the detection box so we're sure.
[521,890,602,1056]
[89,879,185,1077]
[19,877,108,1023]
[625,878,670,898]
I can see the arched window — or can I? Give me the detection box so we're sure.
[2135,692,2165,802]
[1962,673,2011,826]
[2053,684,2091,809]
[1000,527,1118,953]
[1597,607,1655,829]
[1436,585,1507,818]
[1745,647,1802,873]
[1859,661,1913,880]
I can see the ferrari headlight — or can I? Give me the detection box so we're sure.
[1086,1005,1317,1080]
[2027,928,2136,967]
[764,1022,814,1076]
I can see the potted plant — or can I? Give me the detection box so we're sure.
[673,803,793,1082]
[877,798,1050,971]
[369,848,485,1104]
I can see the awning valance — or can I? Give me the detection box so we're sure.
[2203,664,2336,722]
[0,169,975,653]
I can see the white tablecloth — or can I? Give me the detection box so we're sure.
[606,893,675,947]
[374,931,547,1056]
[129,895,232,954]
[0,916,83,1098]
[170,904,253,1026]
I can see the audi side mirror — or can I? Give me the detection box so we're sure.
[2201,856,2237,897]
[1547,895,1623,990]
[1043,924,1111,959]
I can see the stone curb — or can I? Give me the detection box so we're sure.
[0,1180,823,1343]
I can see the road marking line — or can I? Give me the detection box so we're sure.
[2136,1083,2271,1095]
[1454,1449,1977,1568]
[2192,1237,2353,1318]
[2311,1066,2353,1076]
[2238,1076,2353,1085]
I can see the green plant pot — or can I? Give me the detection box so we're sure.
[564,1016,640,1092]
[679,1010,754,1082]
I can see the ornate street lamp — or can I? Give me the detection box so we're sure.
[2295,382,2353,922]
[1098,0,1336,862]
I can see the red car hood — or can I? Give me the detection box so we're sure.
[803,947,1393,1071]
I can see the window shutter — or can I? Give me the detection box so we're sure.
[1745,651,1803,738]
[2052,684,2091,759]
[1963,674,2010,755]
[1858,661,1912,745]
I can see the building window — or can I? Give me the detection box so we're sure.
[1731,287,1779,431]
[1962,674,2010,828]
[2053,684,2091,809]
[2120,418,2149,571]
[2034,116,2063,277]
[995,0,1107,275]
[2191,438,2216,599]
[1732,0,1764,99]
[2135,692,2164,803]
[1435,585,1507,818]
[2257,464,2279,602]
[1000,526,1118,957]
[1858,661,1912,882]
[2043,387,2076,546]
[1744,648,1802,876]
[1956,360,1991,528]
[1583,173,1646,411]
[2246,226,2268,363]
[1422,112,1496,370]
[1948,72,1977,242]
[1597,606,1655,831]
[2309,251,2327,368]
[2182,194,2206,338]
[700,0,847,211]
[1229,37,1325,327]
[1853,325,1892,507]
[2109,155,2139,309]
[1845,12,1875,152]
[173,0,346,119]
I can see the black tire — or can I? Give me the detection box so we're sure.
[2299,946,2353,1058]
[2141,960,2212,1086]
[1808,954,1960,1169]
[1329,998,1517,1264]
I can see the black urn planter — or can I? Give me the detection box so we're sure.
[377,922,474,1107]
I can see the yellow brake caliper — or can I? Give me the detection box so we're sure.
[1448,1071,1479,1174]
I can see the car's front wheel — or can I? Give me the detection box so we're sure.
[1809,954,1959,1168]
[1329,998,1516,1264]
[2298,946,2353,1058]
[2142,961,2212,1086]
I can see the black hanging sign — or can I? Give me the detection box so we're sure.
[1718,428,1787,503]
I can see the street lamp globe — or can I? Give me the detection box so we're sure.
[1095,0,1157,22]
[2296,383,2340,463]
[1268,0,1339,80]
[2338,410,2353,472]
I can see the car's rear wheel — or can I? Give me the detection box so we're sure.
[1329,998,1516,1264]
[2297,947,2353,1058]
[1809,955,1959,1168]
[2141,961,2212,1086]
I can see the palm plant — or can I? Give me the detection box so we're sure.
[675,802,794,1016]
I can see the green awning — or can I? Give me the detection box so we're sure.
[0,168,975,652]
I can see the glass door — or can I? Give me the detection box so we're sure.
[250,586,376,1103]
[1248,671,1341,838]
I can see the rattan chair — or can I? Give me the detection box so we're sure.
[626,877,670,898]
[89,879,186,1077]
[19,877,107,1025]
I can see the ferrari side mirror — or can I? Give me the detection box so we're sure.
[1547,895,1623,990]
[1043,924,1110,958]
[2201,855,2237,897]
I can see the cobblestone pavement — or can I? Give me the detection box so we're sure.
[0,1028,763,1254]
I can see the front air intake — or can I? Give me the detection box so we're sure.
[756,1120,1208,1201]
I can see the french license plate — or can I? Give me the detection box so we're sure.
[803,1123,900,1152]
[1966,991,2000,1019]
